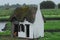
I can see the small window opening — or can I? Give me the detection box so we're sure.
[18,25,20,32]
[20,24,25,32]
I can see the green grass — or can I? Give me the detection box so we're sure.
[41,9,60,15]
[44,15,60,18]
[41,9,60,18]
[44,32,60,40]
[0,9,60,16]
[0,32,60,40]
[0,8,14,16]
[0,9,60,18]
[0,16,10,20]
[0,30,11,36]
[0,9,60,19]
[45,20,60,30]
[44,20,60,40]
[0,9,14,20]
[5,22,12,31]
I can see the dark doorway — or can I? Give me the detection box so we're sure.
[25,24,30,37]
[14,24,19,37]
[20,24,25,32]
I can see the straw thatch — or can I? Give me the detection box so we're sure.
[10,5,37,23]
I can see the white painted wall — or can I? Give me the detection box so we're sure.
[0,22,7,32]
[29,24,33,39]
[33,5,44,38]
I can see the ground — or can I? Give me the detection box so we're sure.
[0,36,22,40]
[0,36,43,40]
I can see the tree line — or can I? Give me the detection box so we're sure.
[0,1,60,9]
[40,1,60,9]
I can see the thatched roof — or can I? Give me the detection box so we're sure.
[10,5,37,23]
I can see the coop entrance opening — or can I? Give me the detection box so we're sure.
[25,24,30,37]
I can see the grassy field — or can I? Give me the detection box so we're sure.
[0,32,60,40]
[0,9,60,20]
[41,9,60,18]
[0,9,60,18]
[0,30,11,36]
[44,32,60,40]
[41,9,60,15]
[0,9,60,16]
[45,20,60,30]
[44,20,60,40]
[0,8,14,16]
